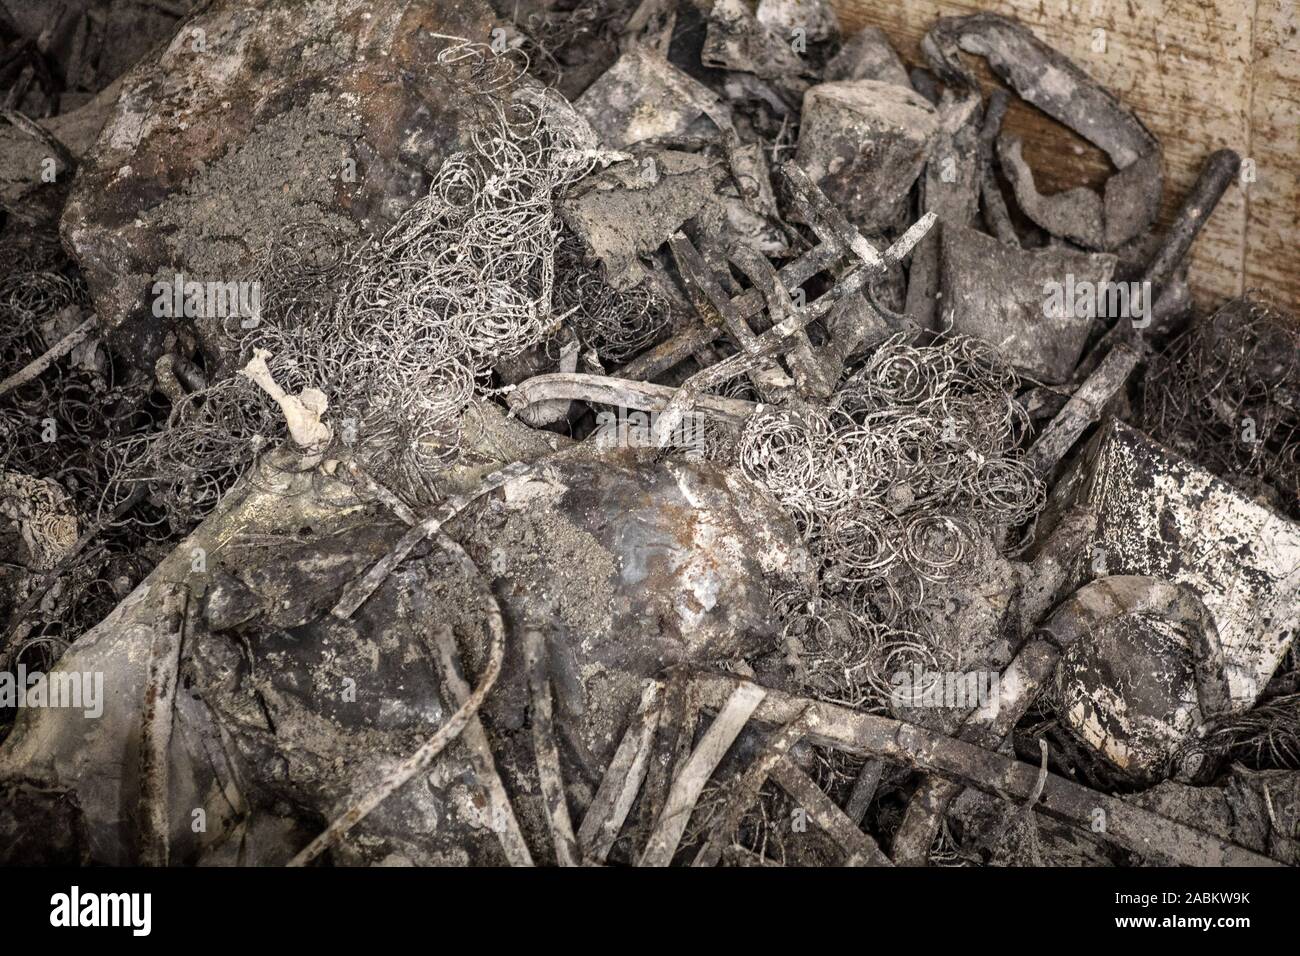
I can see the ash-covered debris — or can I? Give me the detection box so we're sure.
[796,79,936,234]
[1044,420,1299,689]
[1139,295,1300,519]
[574,44,731,150]
[824,26,910,87]
[0,0,1296,871]
[62,0,503,373]
[562,148,728,289]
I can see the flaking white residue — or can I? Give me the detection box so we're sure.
[1069,691,1134,769]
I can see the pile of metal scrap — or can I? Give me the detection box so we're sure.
[0,0,1296,868]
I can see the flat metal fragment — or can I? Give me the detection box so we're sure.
[824,26,911,87]
[1037,418,1300,711]
[560,149,727,290]
[940,224,1118,383]
[794,79,938,233]
[574,46,732,150]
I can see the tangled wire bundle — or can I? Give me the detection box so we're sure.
[731,332,1044,709]
[1139,298,1300,519]
[0,236,165,649]
[553,229,675,364]
[1191,693,1300,771]
[110,36,614,521]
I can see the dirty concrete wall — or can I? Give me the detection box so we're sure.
[829,0,1300,318]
